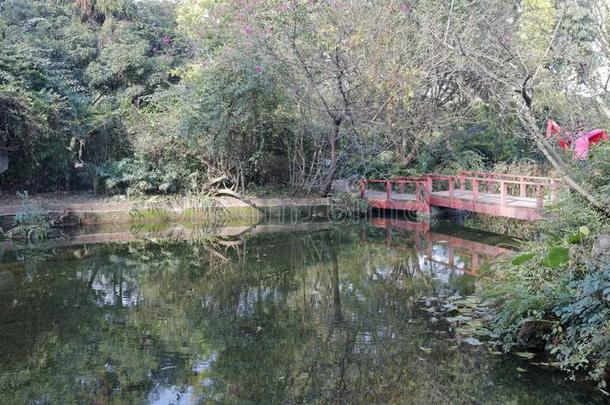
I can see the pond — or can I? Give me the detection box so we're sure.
[0,218,605,404]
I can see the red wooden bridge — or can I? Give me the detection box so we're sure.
[360,171,561,221]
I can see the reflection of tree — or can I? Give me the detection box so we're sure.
[0,228,599,404]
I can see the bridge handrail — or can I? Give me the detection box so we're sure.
[457,171,561,184]
[362,175,558,188]
[360,171,561,207]
[362,178,426,184]
[359,178,428,201]
[427,174,558,188]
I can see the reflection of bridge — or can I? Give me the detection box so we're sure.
[361,217,513,275]
[360,171,561,221]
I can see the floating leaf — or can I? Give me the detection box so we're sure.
[446,315,472,323]
[463,337,482,346]
[579,226,590,237]
[515,352,536,359]
[469,328,492,337]
[516,367,527,373]
[467,320,483,328]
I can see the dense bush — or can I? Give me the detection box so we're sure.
[484,145,610,386]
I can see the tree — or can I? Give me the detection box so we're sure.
[422,0,610,215]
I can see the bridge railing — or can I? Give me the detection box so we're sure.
[359,178,427,201]
[456,171,564,198]
[457,171,559,184]
[361,172,561,210]
[426,174,558,209]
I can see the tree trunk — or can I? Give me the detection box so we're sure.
[321,121,341,196]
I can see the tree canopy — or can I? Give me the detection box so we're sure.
[0,0,608,205]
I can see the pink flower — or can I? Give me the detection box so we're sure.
[399,3,410,13]
[255,65,263,74]
[163,35,171,45]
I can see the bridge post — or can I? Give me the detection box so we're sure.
[487,174,493,193]
[417,179,431,222]
[550,180,557,201]
[471,253,479,272]
[520,177,526,198]
[472,178,479,202]
[397,181,405,194]
[359,180,366,199]
[536,185,544,210]
[386,181,392,200]
[500,181,507,205]
[448,177,454,198]
[459,174,465,191]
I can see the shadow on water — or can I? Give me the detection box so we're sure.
[0,220,605,404]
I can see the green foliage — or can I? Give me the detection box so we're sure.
[487,238,610,385]
[100,158,200,195]
[585,142,610,201]
[541,246,569,269]
[2,191,51,240]
[0,0,185,192]
[553,264,610,384]
[417,118,543,173]
[511,252,536,266]
[484,143,610,387]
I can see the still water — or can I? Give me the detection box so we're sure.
[0,219,605,404]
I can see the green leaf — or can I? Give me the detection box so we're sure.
[515,352,536,359]
[579,226,590,237]
[463,337,482,346]
[567,233,582,244]
[541,246,569,269]
[511,252,536,266]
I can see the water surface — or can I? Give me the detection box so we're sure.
[0,220,604,404]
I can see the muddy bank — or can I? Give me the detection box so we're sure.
[0,193,330,227]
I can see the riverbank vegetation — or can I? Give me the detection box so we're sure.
[1,0,610,391]
[484,142,610,388]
